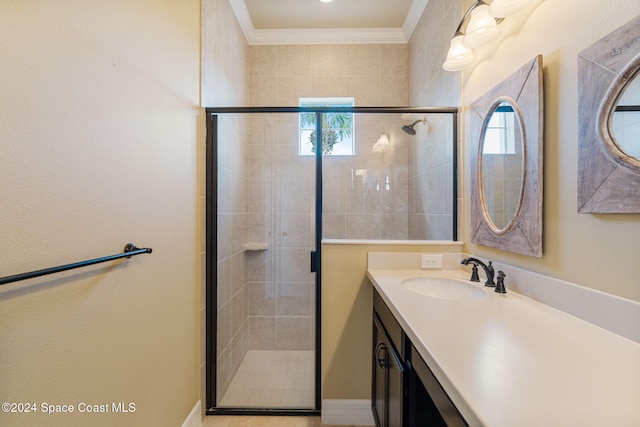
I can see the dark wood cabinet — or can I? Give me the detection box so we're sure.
[373,289,468,427]
[373,291,405,427]
[372,313,404,427]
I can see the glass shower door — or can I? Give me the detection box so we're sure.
[210,112,318,411]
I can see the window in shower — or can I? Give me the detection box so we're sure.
[299,97,354,156]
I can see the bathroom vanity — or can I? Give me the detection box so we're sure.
[373,287,466,427]
[367,254,640,427]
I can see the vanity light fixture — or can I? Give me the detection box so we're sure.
[463,4,501,48]
[443,0,537,72]
[319,0,333,3]
[489,0,536,17]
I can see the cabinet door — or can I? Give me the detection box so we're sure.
[372,317,387,427]
[387,342,404,427]
[373,313,406,427]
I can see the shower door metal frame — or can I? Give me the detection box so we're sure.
[204,106,458,417]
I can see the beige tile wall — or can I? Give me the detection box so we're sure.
[250,43,415,238]
[250,44,408,107]
[245,113,316,352]
[408,0,462,240]
[202,0,250,406]
[246,44,414,355]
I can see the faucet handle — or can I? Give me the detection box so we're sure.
[470,264,480,282]
[495,271,507,294]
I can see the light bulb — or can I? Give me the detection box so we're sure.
[443,35,474,71]
[463,4,501,48]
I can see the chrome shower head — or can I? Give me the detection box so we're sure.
[401,119,426,135]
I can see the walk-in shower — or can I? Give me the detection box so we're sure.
[205,107,457,416]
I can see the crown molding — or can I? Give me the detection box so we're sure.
[228,0,429,45]
[403,0,429,41]
[246,28,408,45]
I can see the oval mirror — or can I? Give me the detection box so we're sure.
[479,100,525,233]
[609,68,640,164]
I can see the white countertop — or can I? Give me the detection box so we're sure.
[367,268,640,427]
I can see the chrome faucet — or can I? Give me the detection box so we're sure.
[461,257,496,287]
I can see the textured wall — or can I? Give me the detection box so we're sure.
[0,1,200,426]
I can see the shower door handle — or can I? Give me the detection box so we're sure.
[310,250,319,273]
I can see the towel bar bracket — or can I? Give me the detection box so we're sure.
[124,242,152,257]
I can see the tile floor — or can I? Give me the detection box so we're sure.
[218,350,315,408]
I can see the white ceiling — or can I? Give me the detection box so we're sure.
[229,0,429,45]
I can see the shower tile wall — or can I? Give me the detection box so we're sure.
[408,0,462,240]
[247,43,411,352]
[216,113,252,400]
[245,114,316,352]
[252,43,412,239]
[323,114,412,240]
[202,0,251,404]
[407,114,455,240]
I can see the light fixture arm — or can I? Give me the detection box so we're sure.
[443,0,508,71]
[452,0,504,38]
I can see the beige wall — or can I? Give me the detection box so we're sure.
[321,243,463,399]
[0,1,201,426]
[461,0,640,302]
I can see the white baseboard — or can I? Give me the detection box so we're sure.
[181,400,202,427]
[322,399,375,426]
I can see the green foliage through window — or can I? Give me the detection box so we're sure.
[299,98,354,156]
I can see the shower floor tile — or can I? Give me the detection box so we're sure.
[219,350,315,409]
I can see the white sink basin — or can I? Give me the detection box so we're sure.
[401,277,487,300]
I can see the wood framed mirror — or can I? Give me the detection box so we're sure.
[578,15,640,213]
[470,55,543,257]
